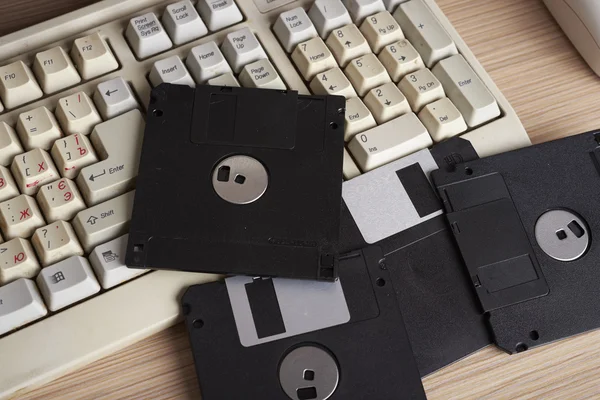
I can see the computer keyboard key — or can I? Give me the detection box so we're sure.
[378,39,425,81]
[432,54,500,127]
[36,256,101,312]
[0,100,3,113]
[0,278,47,336]
[344,53,391,96]
[344,96,376,140]
[0,61,43,109]
[32,46,81,94]
[364,81,410,123]
[71,33,119,80]
[0,195,45,239]
[16,107,63,151]
[326,24,371,67]
[309,0,352,39]
[348,111,431,171]
[309,67,356,98]
[72,191,134,252]
[292,36,338,80]
[393,1,458,68]
[51,133,98,180]
[360,11,404,53]
[89,234,148,289]
[239,59,286,90]
[126,13,173,59]
[0,122,23,167]
[273,7,318,53]
[418,97,467,142]
[398,68,445,112]
[0,166,19,203]
[56,91,102,136]
[11,149,59,196]
[32,220,83,267]
[186,41,232,83]
[383,0,406,12]
[149,56,195,87]
[207,72,240,87]
[162,0,208,45]
[196,0,243,31]
[0,238,40,285]
[93,78,139,120]
[36,178,86,223]
[221,28,268,73]
[343,0,386,24]
[77,110,143,205]
[343,148,361,180]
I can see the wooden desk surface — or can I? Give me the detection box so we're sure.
[4,0,600,399]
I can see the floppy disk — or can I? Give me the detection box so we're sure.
[126,84,345,280]
[338,137,490,377]
[182,246,426,400]
[432,130,600,353]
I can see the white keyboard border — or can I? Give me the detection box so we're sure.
[0,0,530,398]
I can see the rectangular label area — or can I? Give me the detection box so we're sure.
[226,275,350,347]
[478,254,539,293]
[343,149,443,243]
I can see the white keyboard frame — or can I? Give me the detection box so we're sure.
[0,0,529,397]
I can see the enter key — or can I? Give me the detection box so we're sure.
[76,109,144,205]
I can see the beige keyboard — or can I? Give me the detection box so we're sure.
[0,0,530,397]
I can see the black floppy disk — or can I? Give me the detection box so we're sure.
[337,138,490,377]
[126,84,345,280]
[432,131,600,354]
[182,246,426,400]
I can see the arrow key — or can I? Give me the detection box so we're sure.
[93,77,139,120]
[378,39,424,82]
[364,81,410,124]
[310,67,356,98]
[51,133,98,180]
[325,24,371,67]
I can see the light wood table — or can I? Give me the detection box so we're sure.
[6,0,600,398]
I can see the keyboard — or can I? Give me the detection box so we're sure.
[0,0,530,397]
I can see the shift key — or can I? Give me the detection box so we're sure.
[73,191,134,252]
[76,109,144,205]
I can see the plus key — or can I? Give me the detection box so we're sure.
[0,194,45,239]
[11,148,59,195]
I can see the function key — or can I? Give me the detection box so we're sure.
[0,61,43,109]
[125,13,173,59]
[393,1,458,68]
[149,56,195,87]
[71,33,119,80]
[308,0,352,39]
[274,7,318,53]
[32,46,81,94]
[186,41,232,83]
[196,0,243,31]
[343,0,385,24]
[0,122,23,167]
[162,0,208,45]
[221,28,268,73]
[93,77,139,120]
[16,106,63,151]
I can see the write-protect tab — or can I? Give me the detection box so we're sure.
[437,173,549,311]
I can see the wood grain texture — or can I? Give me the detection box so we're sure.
[7,0,600,399]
